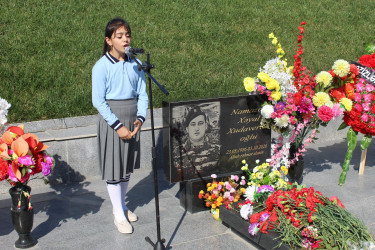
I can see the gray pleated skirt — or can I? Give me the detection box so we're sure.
[97,99,140,181]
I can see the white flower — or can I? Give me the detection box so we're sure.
[244,185,257,202]
[274,114,289,127]
[261,58,296,98]
[261,105,274,119]
[257,172,264,179]
[240,203,254,220]
[332,59,350,77]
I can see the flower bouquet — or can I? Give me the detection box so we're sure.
[199,174,246,220]
[0,124,55,206]
[243,22,356,183]
[213,160,375,249]
[243,184,374,249]
[328,51,375,184]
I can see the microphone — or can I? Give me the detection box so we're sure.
[125,46,144,56]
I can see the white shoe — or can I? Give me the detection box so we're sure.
[112,209,138,222]
[114,218,133,234]
[126,210,138,222]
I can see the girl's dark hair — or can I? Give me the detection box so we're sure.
[102,18,131,55]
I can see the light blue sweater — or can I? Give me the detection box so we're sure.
[92,52,148,130]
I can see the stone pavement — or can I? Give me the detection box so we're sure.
[0,131,374,249]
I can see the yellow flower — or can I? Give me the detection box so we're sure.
[316,71,333,88]
[217,196,223,202]
[269,33,275,38]
[240,188,246,193]
[207,183,211,187]
[272,170,281,177]
[332,59,350,77]
[272,38,278,45]
[244,77,256,92]
[219,181,224,185]
[251,173,256,179]
[211,204,216,209]
[258,72,270,83]
[212,183,218,188]
[242,160,247,164]
[271,91,281,101]
[281,165,288,175]
[276,47,284,55]
[265,78,279,90]
[312,92,330,107]
[241,165,248,171]
[340,97,353,111]
[199,190,204,194]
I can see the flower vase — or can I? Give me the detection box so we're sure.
[9,185,37,249]
[288,144,304,184]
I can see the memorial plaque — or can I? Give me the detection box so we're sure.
[163,95,271,183]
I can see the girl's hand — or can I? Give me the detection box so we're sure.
[130,120,142,137]
[116,126,132,140]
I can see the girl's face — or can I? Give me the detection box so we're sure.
[105,26,131,60]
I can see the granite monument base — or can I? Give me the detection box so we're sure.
[219,203,289,250]
[179,178,209,213]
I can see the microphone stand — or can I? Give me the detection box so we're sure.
[129,52,168,250]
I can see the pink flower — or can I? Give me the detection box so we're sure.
[240,180,246,185]
[44,153,54,167]
[362,103,370,112]
[331,103,343,118]
[225,182,232,190]
[17,155,35,166]
[355,103,362,112]
[223,191,230,199]
[8,164,18,182]
[365,84,375,92]
[211,174,217,179]
[356,82,364,92]
[354,93,362,102]
[361,114,369,122]
[231,175,239,182]
[41,162,52,176]
[317,105,334,122]
[298,97,314,113]
[363,94,372,103]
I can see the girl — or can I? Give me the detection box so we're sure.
[92,18,148,234]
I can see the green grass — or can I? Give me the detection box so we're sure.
[1,0,374,122]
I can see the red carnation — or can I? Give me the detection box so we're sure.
[250,213,261,224]
[330,88,346,102]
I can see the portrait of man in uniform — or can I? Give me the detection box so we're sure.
[171,102,220,181]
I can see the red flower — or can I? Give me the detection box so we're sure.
[330,88,346,102]
[329,196,345,209]
[344,83,355,100]
[293,92,303,106]
[0,158,8,181]
[250,213,261,224]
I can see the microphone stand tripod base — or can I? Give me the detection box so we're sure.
[145,236,166,250]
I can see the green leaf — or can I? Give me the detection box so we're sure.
[337,122,348,131]
[360,135,372,151]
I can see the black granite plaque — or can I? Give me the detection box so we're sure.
[163,95,271,183]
